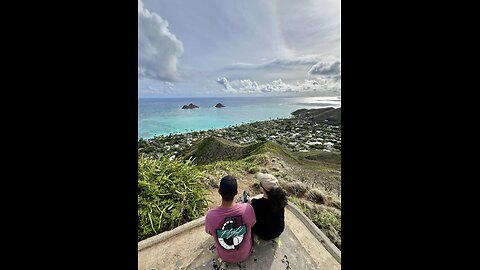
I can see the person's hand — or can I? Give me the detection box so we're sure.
[242,190,250,203]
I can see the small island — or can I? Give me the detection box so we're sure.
[214,103,225,108]
[181,103,199,109]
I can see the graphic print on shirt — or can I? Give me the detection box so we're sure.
[215,216,247,250]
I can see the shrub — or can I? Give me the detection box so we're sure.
[313,209,341,233]
[289,197,341,249]
[247,165,259,174]
[306,188,326,204]
[138,138,148,148]
[138,155,209,241]
[326,195,341,209]
[252,182,260,191]
[283,181,308,197]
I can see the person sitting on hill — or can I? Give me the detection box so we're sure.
[205,175,257,263]
[250,173,288,240]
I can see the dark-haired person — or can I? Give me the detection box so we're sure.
[205,175,256,263]
[251,173,288,240]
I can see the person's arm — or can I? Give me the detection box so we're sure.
[241,190,252,203]
[249,194,264,204]
[248,204,256,226]
[205,214,212,235]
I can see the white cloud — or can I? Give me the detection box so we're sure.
[226,55,342,82]
[229,79,259,93]
[138,80,176,95]
[308,58,341,76]
[265,55,326,68]
[215,77,236,93]
[138,0,184,82]
[216,77,229,88]
[215,77,339,94]
[227,54,325,71]
[277,0,340,56]
[138,1,340,97]
[216,77,229,89]
[260,79,292,93]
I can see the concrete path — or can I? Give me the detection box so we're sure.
[138,203,341,270]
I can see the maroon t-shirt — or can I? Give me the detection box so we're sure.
[205,203,256,263]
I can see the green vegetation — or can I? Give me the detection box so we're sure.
[185,137,252,165]
[137,109,342,249]
[291,107,341,125]
[306,188,327,204]
[138,112,341,159]
[198,143,267,188]
[300,151,341,165]
[184,137,295,167]
[138,155,210,241]
[248,141,300,164]
[289,197,341,249]
[201,159,259,187]
[282,181,309,197]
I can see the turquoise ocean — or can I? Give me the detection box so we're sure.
[138,96,341,139]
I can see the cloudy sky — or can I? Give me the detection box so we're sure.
[138,0,340,97]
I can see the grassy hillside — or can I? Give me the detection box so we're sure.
[190,136,342,248]
[296,151,341,170]
[138,155,210,241]
[139,135,342,249]
[184,136,247,165]
[292,107,341,125]
[185,136,299,165]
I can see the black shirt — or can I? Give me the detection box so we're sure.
[251,198,285,240]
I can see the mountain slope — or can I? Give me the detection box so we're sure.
[292,107,341,125]
[185,136,298,165]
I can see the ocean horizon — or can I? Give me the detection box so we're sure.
[138,95,341,139]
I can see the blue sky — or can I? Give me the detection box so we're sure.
[138,0,340,97]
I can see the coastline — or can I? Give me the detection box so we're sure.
[138,96,341,139]
[138,106,342,248]
[139,116,293,139]
[138,107,341,158]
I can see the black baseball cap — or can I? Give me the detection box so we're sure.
[219,175,238,197]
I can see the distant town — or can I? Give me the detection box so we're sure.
[138,113,341,158]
